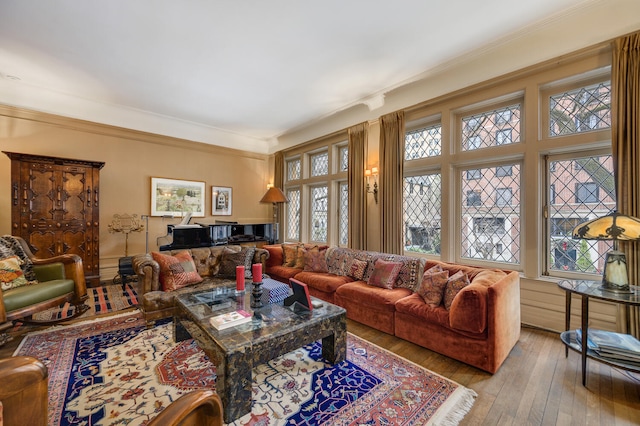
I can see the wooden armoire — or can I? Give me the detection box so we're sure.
[4,152,105,286]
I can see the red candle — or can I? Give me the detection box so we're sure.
[236,266,245,291]
[252,263,262,283]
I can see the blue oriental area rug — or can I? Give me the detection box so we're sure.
[15,311,476,425]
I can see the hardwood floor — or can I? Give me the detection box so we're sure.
[347,320,640,426]
[2,319,638,425]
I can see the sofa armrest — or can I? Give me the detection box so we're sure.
[449,284,488,334]
[31,253,87,301]
[0,356,48,426]
[132,253,161,294]
[486,271,521,359]
[263,244,283,268]
[253,248,270,268]
[0,289,7,323]
[148,389,223,426]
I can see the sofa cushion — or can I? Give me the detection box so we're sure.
[336,281,413,312]
[302,246,328,273]
[218,247,255,278]
[267,265,303,282]
[0,255,31,291]
[367,259,402,289]
[152,251,203,291]
[2,279,75,312]
[416,265,449,307]
[293,271,354,294]
[394,293,451,328]
[443,271,470,310]
[186,246,226,277]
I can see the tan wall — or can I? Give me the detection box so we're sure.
[0,108,272,280]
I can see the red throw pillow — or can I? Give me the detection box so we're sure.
[443,270,470,310]
[367,259,402,289]
[417,264,449,306]
[302,246,328,273]
[152,251,203,292]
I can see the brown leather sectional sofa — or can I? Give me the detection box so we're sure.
[264,244,521,374]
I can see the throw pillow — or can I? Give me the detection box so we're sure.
[302,246,328,273]
[281,244,298,267]
[293,243,311,269]
[416,265,449,306]
[0,255,32,291]
[151,251,203,292]
[367,259,403,289]
[218,247,256,278]
[443,270,471,310]
[348,258,368,280]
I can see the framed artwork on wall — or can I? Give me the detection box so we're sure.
[150,177,206,217]
[212,186,232,216]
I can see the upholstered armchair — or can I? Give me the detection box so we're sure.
[148,390,223,426]
[0,235,88,345]
[0,356,49,426]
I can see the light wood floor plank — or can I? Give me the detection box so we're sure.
[347,321,640,426]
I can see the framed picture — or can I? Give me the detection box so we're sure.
[285,278,313,311]
[212,186,232,215]
[150,177,206,217]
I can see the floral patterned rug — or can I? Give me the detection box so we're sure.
[14,311,477,425]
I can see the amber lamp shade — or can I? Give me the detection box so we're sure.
[572,211,640,293]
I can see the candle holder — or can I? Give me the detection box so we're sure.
[251,280,263,308]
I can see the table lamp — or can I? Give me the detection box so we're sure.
[572,211,640,293]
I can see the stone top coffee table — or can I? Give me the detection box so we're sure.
[173,284,347,423]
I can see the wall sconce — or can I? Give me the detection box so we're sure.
[365,167,379,204]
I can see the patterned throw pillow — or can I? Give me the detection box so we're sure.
[218,247,256,278]
[348,259,368,280]
[281,244,298,267]
[293,244,309,269]
[416,264,449,306]
[367,259,403,289]
[443,270,471,310]
[0,255,32,291]
[152,251,203,292]
[302,246,328,272]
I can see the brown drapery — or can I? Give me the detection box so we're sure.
[274,151,285,243]
[348,122,368,250]
[379,111,405,254]
[611,31,640,338]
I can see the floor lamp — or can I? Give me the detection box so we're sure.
[260,186,288,243]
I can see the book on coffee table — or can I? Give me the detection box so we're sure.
[209,310,252,330]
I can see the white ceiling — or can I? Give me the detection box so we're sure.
[0,1,635,153]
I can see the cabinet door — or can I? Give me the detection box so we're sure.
[7,151,104,286]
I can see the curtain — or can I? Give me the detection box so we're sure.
[348,122,368,250]
[379,111,405,254]
[611,31,640,338]
[274,151,285,243]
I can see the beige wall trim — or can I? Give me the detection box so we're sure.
[404,42,612,119]
[0,104,267,161]
[281,128,348,157]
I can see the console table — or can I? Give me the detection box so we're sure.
[557,279,640,386]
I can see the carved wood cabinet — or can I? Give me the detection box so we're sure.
[4,152,105,286]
